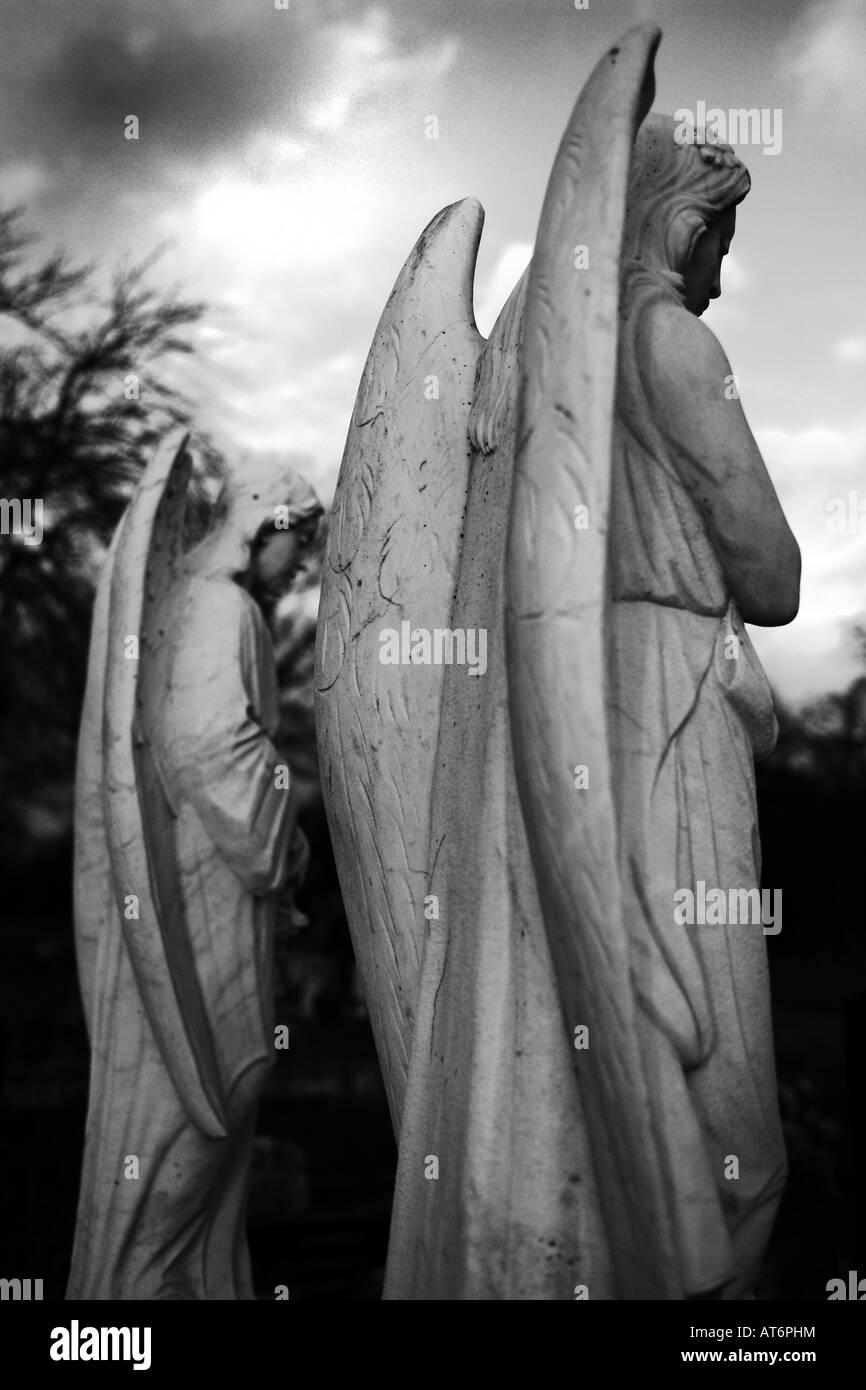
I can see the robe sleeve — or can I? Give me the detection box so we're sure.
[160,580,297,895]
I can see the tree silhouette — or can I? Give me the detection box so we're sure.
[0,205,219,870]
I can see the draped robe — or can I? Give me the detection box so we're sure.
[606,274,787,1296]
[68,577,293,1299]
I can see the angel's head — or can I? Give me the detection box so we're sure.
[621,112,750,314]
[247,505,321,607]
[196,455,323,609]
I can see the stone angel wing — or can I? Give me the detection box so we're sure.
[315,200,485,1126]
[78,435,229,1139]
[378,23,676,1300]
[505,23,687,1295]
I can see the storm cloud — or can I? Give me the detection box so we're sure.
[1,0,864,702]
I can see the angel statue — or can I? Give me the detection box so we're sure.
[315,22,800,1300]
[68,438,322,1299]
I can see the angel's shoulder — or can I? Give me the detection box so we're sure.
[635,298,731,407]
[172,577,257,670]
[181,574,251,623]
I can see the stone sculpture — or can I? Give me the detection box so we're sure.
[68,437,321,1299]
[315,23,800,1299]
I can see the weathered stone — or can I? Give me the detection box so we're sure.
[316,22,799,1299]
[68,438,321,1299]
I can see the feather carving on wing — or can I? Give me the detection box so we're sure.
[315,200,485,1127]
[505,25,686,1295]
[317,22,702,1297]
[98,436,229,1138]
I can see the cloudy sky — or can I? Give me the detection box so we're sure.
[1,0,864,703]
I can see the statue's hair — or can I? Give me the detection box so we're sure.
[621,112,751,300]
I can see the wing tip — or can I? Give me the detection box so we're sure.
[606,24,661,126]
[398,196,485,326]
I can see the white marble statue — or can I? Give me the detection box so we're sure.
[68,439,321,1299]
[315,22,799,1299]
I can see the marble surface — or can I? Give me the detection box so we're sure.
[69,439,320,1298]
[317,21,799,1299]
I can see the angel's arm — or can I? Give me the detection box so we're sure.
[162,582,297,895]
[639,303,800,626]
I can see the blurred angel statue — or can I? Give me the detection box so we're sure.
[68,439,322,1299]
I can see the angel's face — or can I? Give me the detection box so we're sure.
[682,205,736,316]
[249,517,317,604]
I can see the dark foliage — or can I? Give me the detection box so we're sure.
[0,206,218,862]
